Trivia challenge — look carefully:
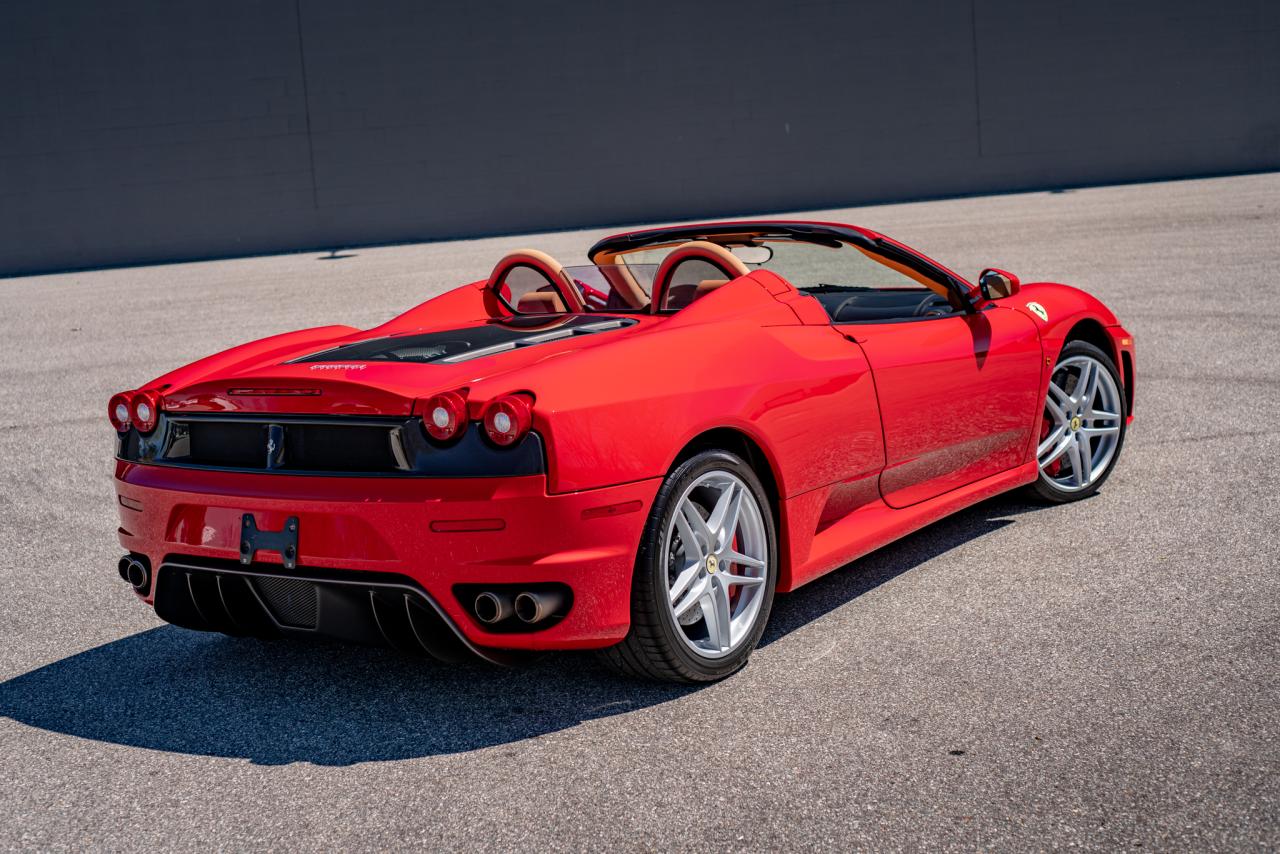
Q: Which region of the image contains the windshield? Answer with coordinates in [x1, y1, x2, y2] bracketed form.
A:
[612, 239, 930, 292]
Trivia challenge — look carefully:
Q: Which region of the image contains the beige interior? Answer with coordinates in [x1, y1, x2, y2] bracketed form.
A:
[516, 291, 567, 314]
[597, 258, 650, 310]
[487, 248, 584, 313]
[653, 240, 751, 311]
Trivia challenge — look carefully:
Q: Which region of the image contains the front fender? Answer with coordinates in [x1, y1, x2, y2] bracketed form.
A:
[1013, 282, 1135, 417]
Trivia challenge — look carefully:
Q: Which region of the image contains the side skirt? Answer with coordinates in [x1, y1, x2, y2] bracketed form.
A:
[782, 461, 1038, 591]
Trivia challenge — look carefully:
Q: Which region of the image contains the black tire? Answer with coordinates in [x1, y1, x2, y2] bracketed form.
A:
[1028, 339, 1128, 504]
[598, 449, 778, 683]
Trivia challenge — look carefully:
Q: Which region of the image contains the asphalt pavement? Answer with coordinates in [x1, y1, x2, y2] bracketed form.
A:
[1, 173, 1277, 851]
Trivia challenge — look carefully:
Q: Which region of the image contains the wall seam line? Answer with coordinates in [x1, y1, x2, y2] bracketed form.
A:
[295, 0, 320, 211]
[970, 0, 985, 158]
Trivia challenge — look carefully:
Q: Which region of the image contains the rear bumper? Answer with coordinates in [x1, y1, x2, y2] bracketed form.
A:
[151, 557, 520, 664]
[115, 461, 659, 651]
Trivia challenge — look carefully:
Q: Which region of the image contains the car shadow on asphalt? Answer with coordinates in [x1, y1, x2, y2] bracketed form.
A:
[0, 495, 1044, 766]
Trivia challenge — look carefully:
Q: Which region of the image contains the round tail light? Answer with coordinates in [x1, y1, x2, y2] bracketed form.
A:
[422, 391, 468, 442]
[482, 393, 533, 447]
[108, 392, 133, 432]
[130, 390, 160, 434]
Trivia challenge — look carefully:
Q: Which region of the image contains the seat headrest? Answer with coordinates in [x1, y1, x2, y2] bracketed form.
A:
[488, 248, 584, 313]
[653, 240, 751, 312]
[516, 291, 567, 314]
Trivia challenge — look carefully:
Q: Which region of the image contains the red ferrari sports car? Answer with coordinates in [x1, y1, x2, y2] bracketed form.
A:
[109, 220, 1134, 682]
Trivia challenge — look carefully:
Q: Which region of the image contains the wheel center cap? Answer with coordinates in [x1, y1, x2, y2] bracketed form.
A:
[706, 555, 719, 574]
[1070, 415, 1082, 432]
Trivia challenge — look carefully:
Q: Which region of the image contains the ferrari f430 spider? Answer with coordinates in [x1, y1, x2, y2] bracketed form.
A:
[110, 221, 1134, 682]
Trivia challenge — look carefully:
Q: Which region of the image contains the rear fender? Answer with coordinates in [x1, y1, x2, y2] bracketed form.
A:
[142, 325, 361, 393]
[367, 280, 497, 331]
[491, 321, 884, 498]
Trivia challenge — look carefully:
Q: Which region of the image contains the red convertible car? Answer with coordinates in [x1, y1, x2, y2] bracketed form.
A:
[109, 220, 1134, 682]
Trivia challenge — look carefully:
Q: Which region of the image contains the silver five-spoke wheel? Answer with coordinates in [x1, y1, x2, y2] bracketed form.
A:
[663, 471, 769, 659]
[1038, 353, 1123, 492]
[602, 448, 777, 682]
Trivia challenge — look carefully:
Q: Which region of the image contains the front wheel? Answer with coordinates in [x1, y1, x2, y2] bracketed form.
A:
[1030, 340, 1128, 503]
[599, 450, 778, 683]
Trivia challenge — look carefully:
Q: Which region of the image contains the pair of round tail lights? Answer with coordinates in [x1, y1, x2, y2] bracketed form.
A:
[108, 387, 533, 447]
[108, 390, 159, 434]
[423, 391, 532, 447]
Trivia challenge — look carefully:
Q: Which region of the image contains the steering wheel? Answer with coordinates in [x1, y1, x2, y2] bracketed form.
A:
[912, 293, 952, 317]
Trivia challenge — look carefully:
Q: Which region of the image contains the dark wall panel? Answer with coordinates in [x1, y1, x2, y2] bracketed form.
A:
[1, 0, 1277, 275]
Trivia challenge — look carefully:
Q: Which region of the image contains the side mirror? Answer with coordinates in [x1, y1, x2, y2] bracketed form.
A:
[979, 268, 1020, 300]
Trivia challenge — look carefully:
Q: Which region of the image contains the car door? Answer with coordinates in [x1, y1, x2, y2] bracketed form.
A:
[848, 306, 1043, 508]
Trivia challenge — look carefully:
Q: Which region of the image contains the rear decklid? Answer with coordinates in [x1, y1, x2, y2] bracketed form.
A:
[161, 315, 644, 416]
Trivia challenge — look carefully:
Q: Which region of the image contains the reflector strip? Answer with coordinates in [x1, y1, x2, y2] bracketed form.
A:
[429, 518, 506, 533]
[581, 499, 643, 520]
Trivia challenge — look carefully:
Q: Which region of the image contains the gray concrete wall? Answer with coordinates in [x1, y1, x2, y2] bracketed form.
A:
[2, 0, 1277, 276]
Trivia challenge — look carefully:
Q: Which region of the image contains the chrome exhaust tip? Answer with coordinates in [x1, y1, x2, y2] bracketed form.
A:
[514, 590, 565, 624]
[473, 591, 514, 624]
[121, 556, 150, 592]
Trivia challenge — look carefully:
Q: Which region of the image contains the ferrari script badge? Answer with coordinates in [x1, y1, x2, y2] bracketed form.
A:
[1026, 301, 1049, 322]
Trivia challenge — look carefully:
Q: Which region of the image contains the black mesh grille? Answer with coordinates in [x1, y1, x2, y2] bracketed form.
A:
[253, 576, 319, 628]
[283, 423, 397, 472]
[166, 418, 402, 473]
[186, 420, 266, 468]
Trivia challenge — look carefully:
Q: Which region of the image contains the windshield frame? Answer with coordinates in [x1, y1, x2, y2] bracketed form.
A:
[588, 221, 976, 311]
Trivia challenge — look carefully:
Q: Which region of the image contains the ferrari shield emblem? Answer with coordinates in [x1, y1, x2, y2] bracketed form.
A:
[1026, 301, 1049, 322]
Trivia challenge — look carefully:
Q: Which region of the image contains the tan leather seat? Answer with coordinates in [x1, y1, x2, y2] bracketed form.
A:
[652, 241, 750, 311]
[598, 259, 651, 310]
[487, 248, 584, 314]
[516, 291, 567, 314]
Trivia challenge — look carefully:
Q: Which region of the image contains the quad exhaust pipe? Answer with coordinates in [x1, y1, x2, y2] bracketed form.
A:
[471, 588, 568, 626]
[514, 590, 565, 625]
[117, 555, 151, 592]
[473, 591, 514, 624]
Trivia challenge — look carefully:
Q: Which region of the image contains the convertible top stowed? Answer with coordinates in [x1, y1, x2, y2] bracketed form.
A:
[106, 218, 1135, 683]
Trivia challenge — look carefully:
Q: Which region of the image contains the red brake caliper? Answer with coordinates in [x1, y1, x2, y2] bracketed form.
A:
[728, 532, 742, 607]
[1040, 412, 1062, 476]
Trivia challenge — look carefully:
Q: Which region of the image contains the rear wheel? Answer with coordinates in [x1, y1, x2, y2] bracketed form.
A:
[600, 450, 777, 683]
[1030, 340, 1127, 503]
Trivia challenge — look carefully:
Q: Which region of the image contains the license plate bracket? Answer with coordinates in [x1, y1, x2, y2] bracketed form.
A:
[239, 514, 300, 569]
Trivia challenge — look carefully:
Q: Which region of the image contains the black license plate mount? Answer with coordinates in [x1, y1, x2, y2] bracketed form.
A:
[239, 514, 300, 569]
